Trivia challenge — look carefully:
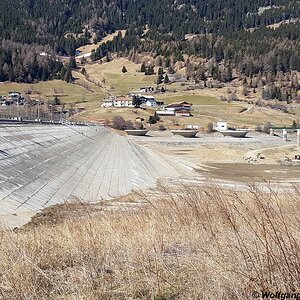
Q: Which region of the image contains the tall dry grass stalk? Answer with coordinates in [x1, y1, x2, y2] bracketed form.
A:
[0, 183, 300, 299]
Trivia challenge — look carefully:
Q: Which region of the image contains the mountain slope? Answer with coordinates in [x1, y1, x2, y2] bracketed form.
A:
[1, 0, 300, 49]
[1, 0, 300, 84]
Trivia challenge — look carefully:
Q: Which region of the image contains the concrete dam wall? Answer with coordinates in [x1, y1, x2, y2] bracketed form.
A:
[0, 124, 177, 227]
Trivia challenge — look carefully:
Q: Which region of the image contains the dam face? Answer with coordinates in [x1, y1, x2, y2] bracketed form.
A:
[0, 124, 175, 227]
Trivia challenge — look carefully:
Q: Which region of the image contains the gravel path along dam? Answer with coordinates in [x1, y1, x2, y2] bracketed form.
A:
[0, 124, 178, 228]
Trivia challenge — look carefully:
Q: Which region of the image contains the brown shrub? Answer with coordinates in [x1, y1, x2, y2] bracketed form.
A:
[112, 116, 126, 130]
[206, 122, 214, 133]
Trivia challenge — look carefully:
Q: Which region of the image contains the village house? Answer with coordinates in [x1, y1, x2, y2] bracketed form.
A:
[165, 101, 192, 111]
[113, 96, 134, 107]
[102, 96, 134, 108]
[139, 95, 158, 107]
[0, 92, 25, 106]
[8, 92, 21, 98]
[145, 99, 157, 107]
[156, 101, 193, 117]
[102, 98, 114, 108]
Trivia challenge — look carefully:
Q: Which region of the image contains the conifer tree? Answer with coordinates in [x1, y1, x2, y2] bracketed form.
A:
[164, 74, 169, 84]
[140, 62, 146, 73]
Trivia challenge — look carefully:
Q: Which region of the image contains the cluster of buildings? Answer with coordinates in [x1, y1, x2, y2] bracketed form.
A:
[102, 95, 163, 108]
[102, 87, 193, 117]
[102, 95, 193, 117]
[102, 86, 159, 108]
[0, 92, 25, 106]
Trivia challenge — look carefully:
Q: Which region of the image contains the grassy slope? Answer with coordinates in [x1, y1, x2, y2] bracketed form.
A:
[83, 58, 157, 96]
[0, 80, 103, 104]
[88, 60, 298, 127]
[77, 106, 155, 123]
[73, 59, 158, 122]
[1, 59, 298, 127]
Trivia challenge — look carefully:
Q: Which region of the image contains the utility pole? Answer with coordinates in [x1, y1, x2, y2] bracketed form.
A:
[25, 103, 28, 120]
[49, 104, 53, 122]
[9, 101, 12, 119]
[37, 100, 41, 122]
[17, 98, 19, 120]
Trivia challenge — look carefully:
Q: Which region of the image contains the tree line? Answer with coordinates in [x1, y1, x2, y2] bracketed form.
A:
[1, 0, 300, 84]
[1, 0, 300, 54]
[0, 41, 78, 83]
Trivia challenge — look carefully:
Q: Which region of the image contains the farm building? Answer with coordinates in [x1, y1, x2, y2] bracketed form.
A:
[156, 110, 176, 116]
[175, 109, 192, 117]
[165, 101, 192, 111]
[156, 101, 193, 116]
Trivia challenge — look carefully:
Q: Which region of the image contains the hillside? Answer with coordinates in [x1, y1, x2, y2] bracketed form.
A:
[1, 0, 300, 85]
[1, 0, 300, 47]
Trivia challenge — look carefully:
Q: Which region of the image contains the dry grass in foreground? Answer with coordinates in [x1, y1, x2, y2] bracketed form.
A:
[1, 183, 300, 299]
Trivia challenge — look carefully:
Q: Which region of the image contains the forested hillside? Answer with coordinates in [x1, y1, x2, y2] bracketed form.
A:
[1, 0, 300, 84]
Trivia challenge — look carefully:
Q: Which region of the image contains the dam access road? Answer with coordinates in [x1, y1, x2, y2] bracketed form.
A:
[0, 123, 178, 228]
